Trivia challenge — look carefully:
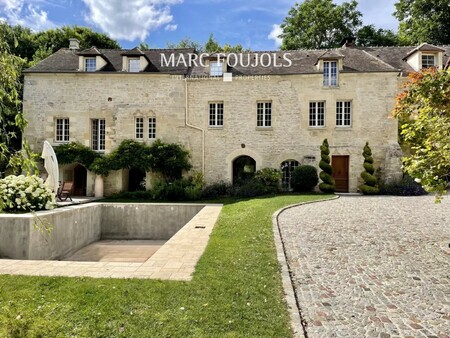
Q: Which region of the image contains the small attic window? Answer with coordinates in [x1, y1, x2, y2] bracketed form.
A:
[85, 57, 96, 72]
[210, 61, 223, 76]
[421, 54, 436, 69]
[128, 58, 140, 72]
[323, 60, 338, 86]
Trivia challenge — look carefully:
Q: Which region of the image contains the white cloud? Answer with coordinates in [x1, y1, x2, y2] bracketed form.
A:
[82, 0, 182, 41]
[0, 0, 55, 31]
[164, 23, 177, 31]
[268, 24, 282, 47]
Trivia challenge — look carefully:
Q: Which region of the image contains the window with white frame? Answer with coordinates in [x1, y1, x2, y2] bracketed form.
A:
[323, 61, 338, 86]
[309, 101, 325, 127]
[91, 119, 105, 151]
[128, 58, 140, 72]
[210, 61, 223, 76]
[209, 102, 224, 127]
[148, 117, 156, 139]
[257, 101, 272, 127]
[336, 101, 352, 127]
[85, 57, 96, 72]
[135, 117, 144, 139]
[421, 54, 436, 69]
[55, 118, 69, 142]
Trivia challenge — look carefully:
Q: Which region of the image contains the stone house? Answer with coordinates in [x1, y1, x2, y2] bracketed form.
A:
[22, 39, 450, 196]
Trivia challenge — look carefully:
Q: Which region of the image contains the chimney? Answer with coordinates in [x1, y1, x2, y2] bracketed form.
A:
[69, 38, 80, 50]
[341, 37, 356, 48]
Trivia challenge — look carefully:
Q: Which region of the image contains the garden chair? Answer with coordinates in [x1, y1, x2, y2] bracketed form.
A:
[57, 181, 73, 202]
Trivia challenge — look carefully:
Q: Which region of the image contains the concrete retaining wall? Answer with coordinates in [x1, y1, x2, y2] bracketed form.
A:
[0, 203, 204, 260]
[101, 203, 205, 240]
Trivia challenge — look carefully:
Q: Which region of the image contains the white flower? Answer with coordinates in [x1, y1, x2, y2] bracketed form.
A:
[414, 178, 421, 183]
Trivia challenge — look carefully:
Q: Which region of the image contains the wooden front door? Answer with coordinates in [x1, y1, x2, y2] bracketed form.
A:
[332, 156, 349, 193]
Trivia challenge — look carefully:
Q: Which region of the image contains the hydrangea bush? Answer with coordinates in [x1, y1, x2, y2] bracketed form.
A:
[0, 175, 56, 212]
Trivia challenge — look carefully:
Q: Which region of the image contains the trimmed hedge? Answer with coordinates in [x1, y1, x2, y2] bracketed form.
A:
[291, 165, 319, 192]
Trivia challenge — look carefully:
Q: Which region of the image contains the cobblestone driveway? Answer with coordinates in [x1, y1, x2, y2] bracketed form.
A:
[278, 196, 450, 338]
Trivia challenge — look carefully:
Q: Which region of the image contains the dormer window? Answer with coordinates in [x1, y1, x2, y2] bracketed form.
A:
[210, 61, 223, 76]
[85, 57, 96, 72]
[128, 58, 140, 72]
[323, 61, 338, 86]
[421, 54, 436, 69]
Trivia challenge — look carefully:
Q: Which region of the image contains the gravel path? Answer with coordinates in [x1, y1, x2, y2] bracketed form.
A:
[278, 196, 450, 338]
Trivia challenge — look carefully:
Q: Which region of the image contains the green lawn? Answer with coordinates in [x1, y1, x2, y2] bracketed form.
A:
[0, 194, 330, 338]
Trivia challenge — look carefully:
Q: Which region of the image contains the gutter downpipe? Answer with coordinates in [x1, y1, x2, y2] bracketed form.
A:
[184, 77, 205, 174]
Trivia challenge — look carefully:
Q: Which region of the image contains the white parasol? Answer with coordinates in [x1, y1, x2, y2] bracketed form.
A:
[41, 141, 59, 192]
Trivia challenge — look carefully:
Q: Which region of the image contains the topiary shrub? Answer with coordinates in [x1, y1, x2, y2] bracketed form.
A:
[291, 165, 319, 192]
[254, 168, 282, 188]
[359, 142, 379, 195]
[318, 139, 335, 193]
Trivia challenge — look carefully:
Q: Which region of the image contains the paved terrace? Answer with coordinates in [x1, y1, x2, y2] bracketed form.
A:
[279, 196, 450, 338]
[0, 205, 222, 281]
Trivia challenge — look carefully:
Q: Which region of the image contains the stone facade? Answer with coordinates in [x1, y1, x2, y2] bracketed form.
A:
[29, 44, 450, 195]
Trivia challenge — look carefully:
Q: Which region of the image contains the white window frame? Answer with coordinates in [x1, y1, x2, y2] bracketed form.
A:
[85, 57, 97, 72]
[323, 61, 338, 86]
[55, 118, 70, 143]
[128, 58, 141, 72]
[209, 102, 224, 127]
[257, 101, 272, 128]
[421, 54, 436, 69]
[210, 61, 223, 76]
[135, 117, 144, 139]
[148, 117, 156, 139]
[309, 101, 325, 127]
[91, 119, 105, 151]
[336, 101, 352, 127]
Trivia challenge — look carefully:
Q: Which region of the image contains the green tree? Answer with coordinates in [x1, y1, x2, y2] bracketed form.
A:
[280, 0, 362, 49]
[394, 0, 450, 45]
[393, 68, 450, 200]
[318, 139, 335, 193]
[33, 26, 120, 62]
[0, 23, 36, 176]
[356, 25, 399, 46]
[167, 34, 246, 53]
[359, 142, 379, 195]
[167, 37, 203, 51]
[148, 140, 192, 182]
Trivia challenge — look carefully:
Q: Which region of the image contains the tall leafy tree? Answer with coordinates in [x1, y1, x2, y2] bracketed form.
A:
[0, 23, 36, 176]
[280, 0, 362, 50]
[167, 34, 246, 53]
[393, 69, 450, 200]
[394, 0, 450, 45]
[32, 26, 120, 62]
[167, 37, 203, 51]
[356, 25, 399, 46]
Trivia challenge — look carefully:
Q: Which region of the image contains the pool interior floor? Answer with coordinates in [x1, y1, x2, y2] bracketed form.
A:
[63, 240, 166, 263]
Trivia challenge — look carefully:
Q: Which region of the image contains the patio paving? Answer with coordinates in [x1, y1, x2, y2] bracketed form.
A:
[278, 195, 450, 338]
[0, 205, 222, 281]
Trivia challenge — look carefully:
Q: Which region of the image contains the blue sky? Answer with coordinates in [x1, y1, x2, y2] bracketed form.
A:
[0, 0, 399, 50]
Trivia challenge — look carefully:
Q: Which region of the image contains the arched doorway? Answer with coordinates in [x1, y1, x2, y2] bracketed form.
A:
[280, 160, 300, 190]
[233, 156, 256, 185]
[73, 164, 87, 196]
[128, 168, 146, 192]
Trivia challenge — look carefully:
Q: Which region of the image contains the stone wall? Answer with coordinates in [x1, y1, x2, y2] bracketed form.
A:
[23, 71, 402, 193]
